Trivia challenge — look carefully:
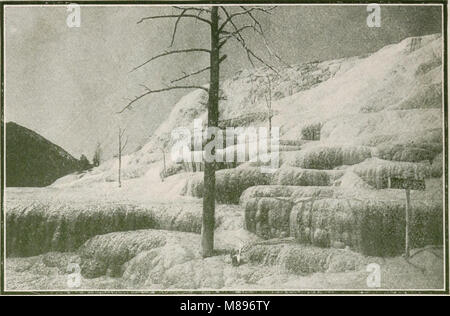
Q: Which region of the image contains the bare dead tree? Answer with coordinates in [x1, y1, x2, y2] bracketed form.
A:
[93, 142, 102, 167]
[120, 5, 283, 257]
[255, 74, 274, 133]
[265, 76, 273, 133]
[160, 147, 167, 182]
[118, 127, 128, 188]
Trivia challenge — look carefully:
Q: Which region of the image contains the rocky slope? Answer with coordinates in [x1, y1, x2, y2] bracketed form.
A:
[55, 33, 442, 186]
[48, 33, 444, 253]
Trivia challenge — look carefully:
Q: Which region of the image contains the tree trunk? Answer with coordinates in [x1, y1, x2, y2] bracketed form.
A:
[267, 77, 272, 134]
[202, 7, 219, 258]
[118, 129, 122, 188]
[268, 114, 272, 134]
[161, 148, 166, 182]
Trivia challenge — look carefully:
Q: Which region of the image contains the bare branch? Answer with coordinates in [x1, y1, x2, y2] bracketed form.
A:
[219, 24, 254, 43]
[254, 6, 277, 13]
[118, 85, 208, 113]
[242, 12, 265, 48]
[220, 25, 254, 35]
[119, 127, 126, 138]
[169, 9, 187, 47]
[228, 32, 279, 75]
[219, 8, 255, 32]
[218, 39, 227, 49]
[170, 55, 227, 83]
[220, 6, 288, 71]
[238, 6, 291, 68]
[121, 135, 129, 151]
[171, 66, 210, 83]
[137, 14, 211, 25]
[239, 6, 263, 33]
[130, 48, 210, 73]
[219, 24, 254, 49]
[219, 54, 228, 64]
[173, 6, 211, 14]
[218, 6, 275, 32]
[167, 7, 213, 47]
[247, 17, 289, 67]
[259, 32, 291, 68]
[219, 8, 247, 52]
[220, 7, 255, 66]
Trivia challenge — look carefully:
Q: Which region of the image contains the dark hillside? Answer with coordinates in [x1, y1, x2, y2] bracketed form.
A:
[6, 121, 81, 187]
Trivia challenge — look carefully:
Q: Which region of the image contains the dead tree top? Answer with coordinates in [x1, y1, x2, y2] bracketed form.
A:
[119, 6, 285, 113]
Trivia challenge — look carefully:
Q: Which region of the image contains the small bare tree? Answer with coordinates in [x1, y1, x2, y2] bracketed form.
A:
[254, 74, 274, 133]
[93, 142, 102, 167]
[264, 76, 273, 133]
[118, 127, 128, 188]
[120, 5, 283, 257]
[160, 147, 167, 181]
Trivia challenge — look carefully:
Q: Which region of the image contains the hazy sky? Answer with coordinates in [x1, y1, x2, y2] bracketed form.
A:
[4, 4, 442, 160]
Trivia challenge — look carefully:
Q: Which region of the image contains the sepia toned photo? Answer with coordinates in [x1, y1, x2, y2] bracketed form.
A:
[0, 1, 448, 295]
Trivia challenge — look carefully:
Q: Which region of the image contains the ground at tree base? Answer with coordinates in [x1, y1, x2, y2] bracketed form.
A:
[5, 245, 443, 291]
